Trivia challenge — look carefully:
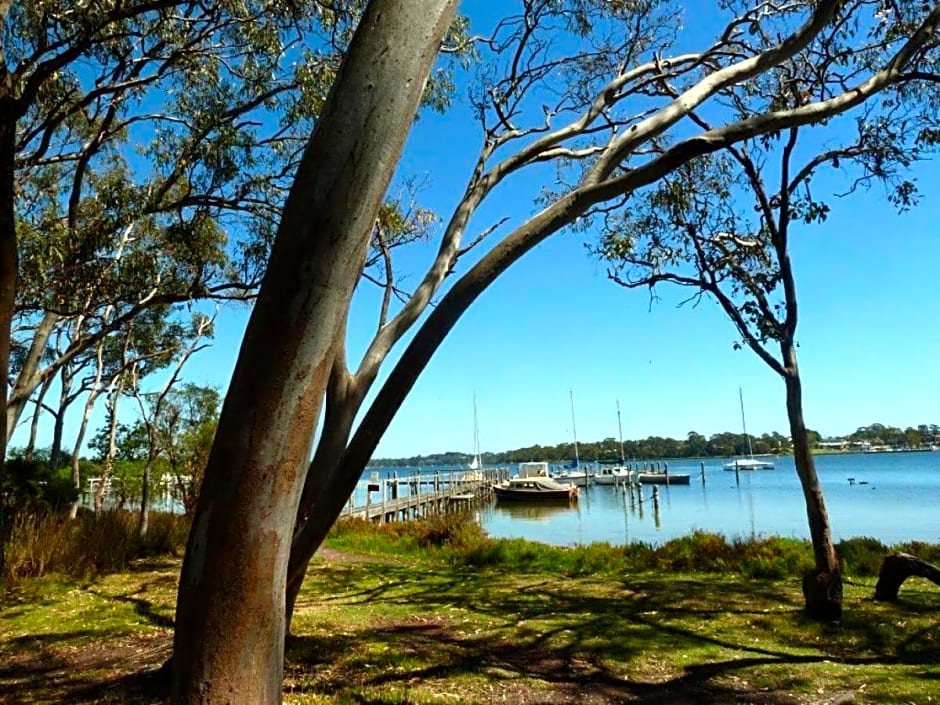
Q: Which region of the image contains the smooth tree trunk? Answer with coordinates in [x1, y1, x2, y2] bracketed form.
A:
[25, 376, 54, 461]
[6, 312, 59, 441]
[782, 343, 841, 620]
[0, 101, 19, 463]
[69, 403, 94, 518]
[138, 455, 153, 539]
[171, 2, 458, 702]
[95, 384, 125, 512]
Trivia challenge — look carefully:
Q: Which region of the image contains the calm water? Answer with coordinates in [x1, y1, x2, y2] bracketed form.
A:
[373, 452, 940, 547]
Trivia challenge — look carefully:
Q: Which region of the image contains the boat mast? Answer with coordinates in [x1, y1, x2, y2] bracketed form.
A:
[472, 392, 481, 466]
[616, 399, 625, 464]
[569, 389, 580, 467]
[739, 387, 755, 459]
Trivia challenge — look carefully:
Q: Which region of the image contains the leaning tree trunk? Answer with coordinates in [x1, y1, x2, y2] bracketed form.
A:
[171, 2, 458, 703]
[69, 387, 100, 518]
[783, 351, 842, 620]
[874, 553, 940, 601]
[138, 454, 154, 540]
[0, 109, 18, 465]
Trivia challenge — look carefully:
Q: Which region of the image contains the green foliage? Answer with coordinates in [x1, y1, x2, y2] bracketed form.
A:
[1, 510, 190, 585]
[329, 520, 940, 583]
[0, 458, 78, 532]
[836, 537, 889, 577]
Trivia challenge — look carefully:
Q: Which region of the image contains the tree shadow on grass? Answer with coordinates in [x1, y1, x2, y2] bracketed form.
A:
[286, 562, 940, 703]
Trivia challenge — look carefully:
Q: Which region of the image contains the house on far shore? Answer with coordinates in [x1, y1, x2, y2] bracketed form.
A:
[816, 440, 872, 452]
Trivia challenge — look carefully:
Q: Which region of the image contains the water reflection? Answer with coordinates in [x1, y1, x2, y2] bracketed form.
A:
[491, 499, 577, 522]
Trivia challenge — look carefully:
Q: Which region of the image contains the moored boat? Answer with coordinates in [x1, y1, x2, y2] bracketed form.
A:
[594, 465, 630, 485]
[723, 457, 774, 471]
[637, 471, 691, 485]
[494, 476, 579, 501]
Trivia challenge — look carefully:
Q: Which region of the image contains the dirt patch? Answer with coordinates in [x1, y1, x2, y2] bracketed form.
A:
[0, 631, 172, 704]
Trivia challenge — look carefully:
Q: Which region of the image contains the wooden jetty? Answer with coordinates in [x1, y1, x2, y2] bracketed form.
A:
[342, 468, 508, 524]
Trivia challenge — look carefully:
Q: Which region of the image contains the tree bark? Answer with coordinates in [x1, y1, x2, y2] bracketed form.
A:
[95, 380, 125, 512]
[171, 2, 458, 703]
[25, 376, 54, 461]
[0, 96, 19, 463]
[874, 553, 940, 601]
[783, 348, 841, 620]
[6, 312, 59, 441]
[138, 454, 153, 540]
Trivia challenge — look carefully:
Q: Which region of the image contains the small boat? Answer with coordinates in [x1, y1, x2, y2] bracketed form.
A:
[494, 476, 579, 501]
[724, 388, 774, 471]
[461, 393, 485, 481]
[596, 401, 630, 486]
[723, 457, 774, 471]
[553, 469, 592, 486]
[637, 471, 691, 485]
[594, 465, 630, 485]
[556, 389, 592, 486]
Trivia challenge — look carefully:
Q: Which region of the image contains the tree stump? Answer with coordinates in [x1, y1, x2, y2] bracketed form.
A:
[874, 553, 940, 601]
[802, 568, 843, 620]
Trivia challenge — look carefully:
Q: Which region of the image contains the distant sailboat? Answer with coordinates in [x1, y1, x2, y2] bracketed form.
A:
[595, 400, 630, 485]
[467, 393, 483, 476]
[555, 390, 591, 486]
[724, 388, 774, 470]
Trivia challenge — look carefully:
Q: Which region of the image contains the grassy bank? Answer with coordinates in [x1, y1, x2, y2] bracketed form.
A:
[1, 514, 939, 703]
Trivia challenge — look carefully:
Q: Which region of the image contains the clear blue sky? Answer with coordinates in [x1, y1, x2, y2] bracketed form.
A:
[17, 1, 940, 459]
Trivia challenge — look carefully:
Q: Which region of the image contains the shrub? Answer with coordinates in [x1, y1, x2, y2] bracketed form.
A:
[837, 536, 888, 577]
[657, 532, 731, 572]
[1, 509, 190, 584]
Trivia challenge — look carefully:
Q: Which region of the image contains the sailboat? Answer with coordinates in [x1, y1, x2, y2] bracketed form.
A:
[464, 393, 485, 480]
[595, 400, 630, 485]
[724, 388, 774, 470]
[554, 390, 592, 486]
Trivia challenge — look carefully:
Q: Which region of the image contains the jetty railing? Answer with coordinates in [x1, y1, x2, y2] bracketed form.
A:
[342, 468, 509, 524]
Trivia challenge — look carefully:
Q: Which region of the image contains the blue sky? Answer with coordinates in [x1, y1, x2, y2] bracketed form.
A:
[15, 1, 940, 460]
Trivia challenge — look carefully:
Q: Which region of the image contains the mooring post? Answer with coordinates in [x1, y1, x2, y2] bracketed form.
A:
[700, 461, 706, 484]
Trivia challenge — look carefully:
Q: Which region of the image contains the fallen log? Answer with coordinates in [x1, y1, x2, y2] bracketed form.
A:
[874, 553, 940, 601]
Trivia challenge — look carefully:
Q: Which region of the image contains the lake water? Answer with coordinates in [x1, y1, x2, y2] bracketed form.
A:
[481, 452, 940, 546]
[372, 452, 940, 547]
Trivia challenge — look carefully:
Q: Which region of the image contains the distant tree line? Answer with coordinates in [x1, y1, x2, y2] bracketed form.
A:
[371, 428, 799, 466]
[841, 423, 940, 449]
[372, 422, 939, 467]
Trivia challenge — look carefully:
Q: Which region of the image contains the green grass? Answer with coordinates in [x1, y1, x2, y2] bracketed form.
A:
[2, 515, 939, 703]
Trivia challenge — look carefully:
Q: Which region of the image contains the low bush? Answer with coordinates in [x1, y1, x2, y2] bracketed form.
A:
[837, 536, 888, 577]
[1, 509, 190, 584]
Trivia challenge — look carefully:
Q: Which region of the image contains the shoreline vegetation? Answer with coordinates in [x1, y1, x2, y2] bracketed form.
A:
[370, 421, 940, 467]
[2, 511, 939, 703]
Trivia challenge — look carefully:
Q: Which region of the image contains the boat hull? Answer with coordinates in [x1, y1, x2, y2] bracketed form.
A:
[723, 459, 774, 470]
[636, 472, 691, 485]
[494, 486, 578, 501]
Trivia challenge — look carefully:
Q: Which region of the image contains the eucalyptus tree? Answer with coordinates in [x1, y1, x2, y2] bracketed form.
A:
[90, 305, 202, 512]
[129, 313, 213, 538]
[156, 382, 220, 515]
[592, 6, 940, 619]
[170, 1, 461, 701]
[0, 0, 407, 463]
[280, 0, 940, 626]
